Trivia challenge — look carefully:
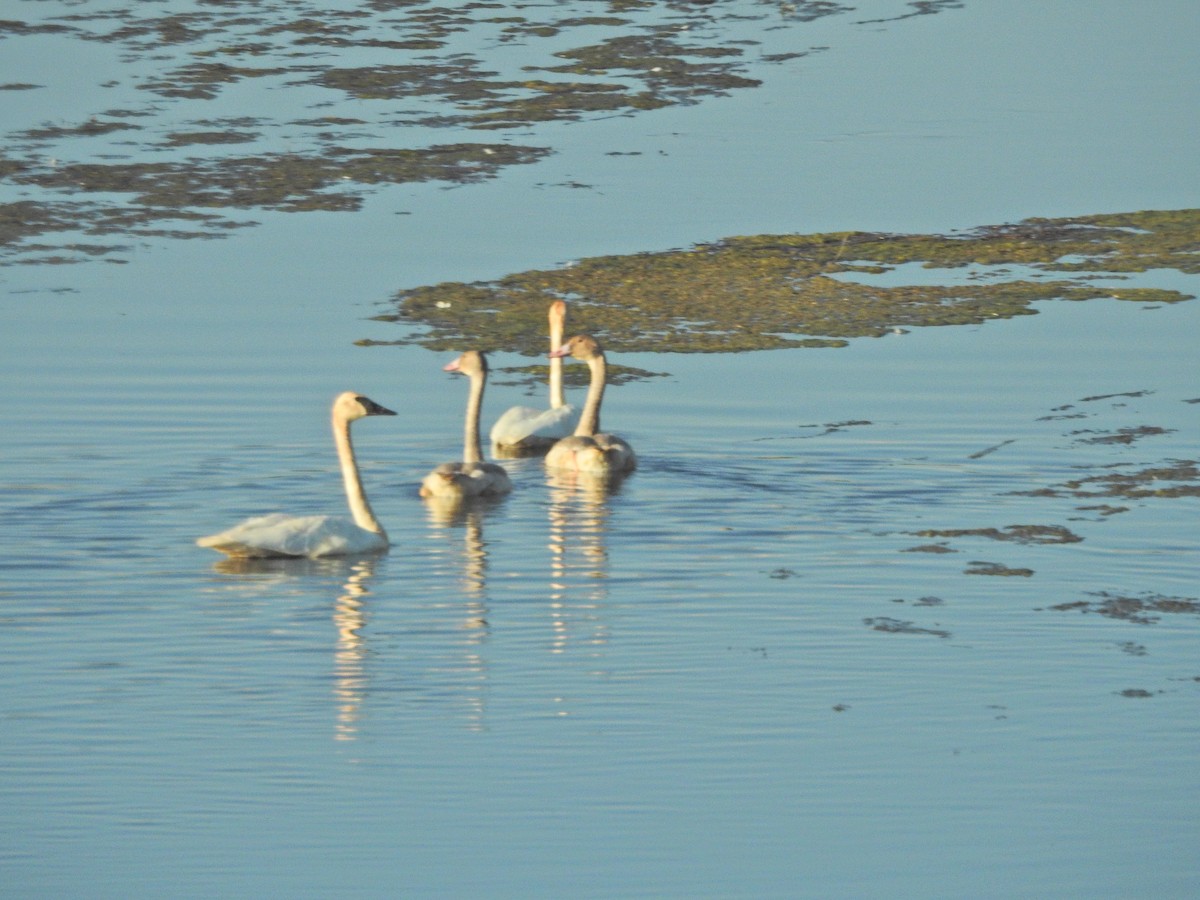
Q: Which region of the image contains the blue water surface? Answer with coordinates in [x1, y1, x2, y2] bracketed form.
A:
[1, 1, 1198, 897]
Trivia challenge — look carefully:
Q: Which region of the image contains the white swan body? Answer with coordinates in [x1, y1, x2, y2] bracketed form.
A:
[199, 513, 384, 559]
[544, 335, 637, 475]
[489, 403, 578, 452]
[489, 300, 580, 452]
[198, 392, 396, 558]
[421, 351, 513, 499]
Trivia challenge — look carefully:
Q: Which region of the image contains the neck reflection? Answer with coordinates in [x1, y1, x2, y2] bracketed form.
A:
[423, 495, 496, 730]
[332, 557, 376, 742]
[211, 555, 382, 744]
[546, 469, 626, 657]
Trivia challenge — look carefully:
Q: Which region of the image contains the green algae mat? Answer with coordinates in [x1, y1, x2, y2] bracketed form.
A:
[369, 208, 1199, 356]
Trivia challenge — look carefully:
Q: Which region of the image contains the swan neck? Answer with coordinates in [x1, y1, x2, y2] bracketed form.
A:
[333, 413, 386, 536]
[463, 368, 485, 464]
[549, 312, 565, 409]
[575, 352, 605, 436]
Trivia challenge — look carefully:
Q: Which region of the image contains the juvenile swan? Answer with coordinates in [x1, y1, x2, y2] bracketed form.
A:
[421, 351, 514, 499]
[544, 334, 636, 475]
[489, 300, 581, 453]
[197, 391, 396, 558]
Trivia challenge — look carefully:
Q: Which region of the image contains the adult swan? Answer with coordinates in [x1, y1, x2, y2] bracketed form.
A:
[197, 391, 396, 558]
[489, 300, 580, 454]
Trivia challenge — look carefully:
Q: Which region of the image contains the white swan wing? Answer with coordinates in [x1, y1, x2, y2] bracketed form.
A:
[489, 404, 539, 445]
[197, 513, 385, 558]
[490, 403, 580, 447]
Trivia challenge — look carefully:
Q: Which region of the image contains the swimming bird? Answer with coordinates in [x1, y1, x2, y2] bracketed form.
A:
[420, 350, 514, 499]
[489, 300, 581, 454]
[197, 392, 396, 558]
[544, 334, 636, 475]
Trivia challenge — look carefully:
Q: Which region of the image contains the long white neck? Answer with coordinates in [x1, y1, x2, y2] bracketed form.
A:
[574, 352, 605, 436]
[333, 413, 386, 536]
[549, 311, 566, 409]
[463, 368, 485, 464]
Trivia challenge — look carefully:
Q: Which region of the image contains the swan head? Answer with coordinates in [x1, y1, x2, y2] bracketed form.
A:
[334, 391, 397, 421]
[444, 350, 488, 377]
[549, 334, 602, 361]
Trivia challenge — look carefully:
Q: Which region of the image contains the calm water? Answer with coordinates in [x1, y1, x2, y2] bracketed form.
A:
[3, 1, 1199, 897]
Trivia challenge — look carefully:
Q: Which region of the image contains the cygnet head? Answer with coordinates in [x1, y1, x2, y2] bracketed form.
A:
[444, 349, 488, 377]
[549, 334, 602, 361]
[549, 299, 567, 325]
[334, 391, 397, 421]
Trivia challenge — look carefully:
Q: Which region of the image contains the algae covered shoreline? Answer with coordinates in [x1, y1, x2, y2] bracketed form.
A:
[369, 208, 1200, 357]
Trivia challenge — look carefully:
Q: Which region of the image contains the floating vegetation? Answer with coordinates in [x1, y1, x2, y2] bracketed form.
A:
[801, 420, 874, 437]
[858, 0, 966, 25]
[968, 439, 1016, 459]
[138, 62, 290, 101]
[863, 617, 950, 638]
[0, 198, 240, 263]
[1046, 591, 1200, 625]
[18, 119, 141, 140]
[1079, 390, 1153, 403]
[964, 561, 1034, 577]
[1073, 504, 1129, 518]
[162, 130, 260, 147]
[751, 420, 875, 443]
[2, 143, 549, 260]
[1118, 641, 1148, 657]
[484, 361, 667, 390]
[912, 596, 944, 606]
[914, 524, 1082, 545]
[2, 0, 875, 261]
[531, 30, 765, 113]
[889, 595, 945, 606]
[1072, 426, 1173, 446]
[1022, 459, 1200, 501]
[15, 144, 548, 211]
[308, 27, 763, 130]
[375, 209, 1200, 356]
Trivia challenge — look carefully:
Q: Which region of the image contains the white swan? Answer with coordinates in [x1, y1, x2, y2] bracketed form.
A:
[544, 334, 637, 475]
[197, 392, 396, 558]
[420, 350, 514, 499]
[489, 300, 581, 453]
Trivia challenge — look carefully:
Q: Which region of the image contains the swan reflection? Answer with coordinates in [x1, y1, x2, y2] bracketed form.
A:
[545, 469, 626, 657]
[332, 558, 375, 741]
[422, 495, 497, 621]
[423, 494, 497, 729]
[210, 554, 380, 742]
